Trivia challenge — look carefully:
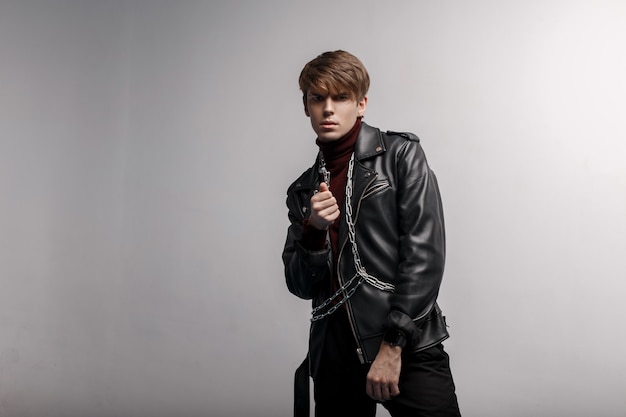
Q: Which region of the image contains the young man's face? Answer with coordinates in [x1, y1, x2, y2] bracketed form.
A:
[304, 89, 367, 142]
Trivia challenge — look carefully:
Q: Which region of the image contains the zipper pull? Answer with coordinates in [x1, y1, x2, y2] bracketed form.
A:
[356, 348, 366, 364]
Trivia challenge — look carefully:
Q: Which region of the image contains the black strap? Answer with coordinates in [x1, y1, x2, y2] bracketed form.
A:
[294, 356, 310, 417]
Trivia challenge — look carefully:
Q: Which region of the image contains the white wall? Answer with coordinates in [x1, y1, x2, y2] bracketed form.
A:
[1, 1, 625, 416]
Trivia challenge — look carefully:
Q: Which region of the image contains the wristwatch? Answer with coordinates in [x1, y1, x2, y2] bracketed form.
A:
[383, 329, 407, 349]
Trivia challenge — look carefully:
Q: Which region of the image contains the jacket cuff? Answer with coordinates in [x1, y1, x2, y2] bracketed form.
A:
[294, 240, 329, 268]
[385, 310, 422, 348]
[300, 219, 327, 250]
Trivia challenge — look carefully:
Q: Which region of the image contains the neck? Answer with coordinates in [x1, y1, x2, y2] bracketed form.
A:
[317, 118, 361, 161]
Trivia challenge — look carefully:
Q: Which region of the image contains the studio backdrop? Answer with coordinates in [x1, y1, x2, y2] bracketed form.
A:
[1, 1, 625, 416]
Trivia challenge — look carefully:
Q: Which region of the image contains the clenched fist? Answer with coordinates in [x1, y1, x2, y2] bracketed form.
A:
[307, 182, 340, 230]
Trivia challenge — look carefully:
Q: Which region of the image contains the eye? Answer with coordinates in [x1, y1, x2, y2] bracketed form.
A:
[309, 95, 323, 102]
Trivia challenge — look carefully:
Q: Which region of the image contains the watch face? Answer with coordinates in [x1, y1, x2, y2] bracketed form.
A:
[384, 330, 405, 346]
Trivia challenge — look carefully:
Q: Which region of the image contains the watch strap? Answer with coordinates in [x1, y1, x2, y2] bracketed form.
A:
[383, 329, 407, 348]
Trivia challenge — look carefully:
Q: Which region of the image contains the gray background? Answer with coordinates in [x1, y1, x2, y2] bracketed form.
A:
[1, 1, 625, 416]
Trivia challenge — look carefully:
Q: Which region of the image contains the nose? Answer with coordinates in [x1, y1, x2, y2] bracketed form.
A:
[323, 97, 334, 116]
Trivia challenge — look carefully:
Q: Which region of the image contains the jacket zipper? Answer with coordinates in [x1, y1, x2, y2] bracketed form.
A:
[338, 171, 377, 365]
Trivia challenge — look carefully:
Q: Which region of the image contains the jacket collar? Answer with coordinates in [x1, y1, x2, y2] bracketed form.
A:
[290, 122, 385, 193]
[354, 122, 386, 161]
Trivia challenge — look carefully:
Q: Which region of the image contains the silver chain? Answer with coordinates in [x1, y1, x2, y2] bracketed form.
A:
[318, 156, 330, 187]
[311, 153, 395, 322]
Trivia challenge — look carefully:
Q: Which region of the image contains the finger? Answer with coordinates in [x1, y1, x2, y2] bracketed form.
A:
[311, 197, 338, 212]
[319, 182, 329, 192]
[377, 385, 386, 401]
[366, 381, 381, 401]
[367, 380, 384, 401]
[311, 190, 335, 204]
[381, 385, 391, 401]
[389, 382, 400, 397]
[312, 205, 338, 221]
[318, 202, 339, 214]
[317, 209, 339, 225]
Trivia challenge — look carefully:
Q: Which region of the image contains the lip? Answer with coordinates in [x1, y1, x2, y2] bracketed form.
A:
[320, 121, 338, 128]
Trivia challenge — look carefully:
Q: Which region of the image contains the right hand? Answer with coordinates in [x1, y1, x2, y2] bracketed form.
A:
[366, 342, 402, 402]
[307, 182, 340, 230]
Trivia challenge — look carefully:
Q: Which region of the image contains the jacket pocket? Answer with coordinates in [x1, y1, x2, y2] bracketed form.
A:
[363, 179, 391, 199]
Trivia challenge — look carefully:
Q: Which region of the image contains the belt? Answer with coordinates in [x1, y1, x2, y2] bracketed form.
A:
[294, 355, 310, 417]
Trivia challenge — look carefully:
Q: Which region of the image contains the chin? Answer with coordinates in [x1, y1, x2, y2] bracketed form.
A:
[317, 130, 344, 141]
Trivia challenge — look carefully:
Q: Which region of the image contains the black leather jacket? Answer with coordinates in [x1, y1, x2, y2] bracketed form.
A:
[283, 122, 450, 374]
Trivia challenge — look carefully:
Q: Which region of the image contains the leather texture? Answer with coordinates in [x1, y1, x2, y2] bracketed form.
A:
[283, 122, 450, 373]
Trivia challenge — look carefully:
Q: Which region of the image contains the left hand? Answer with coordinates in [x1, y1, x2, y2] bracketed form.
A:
[366, 342, 402, 402]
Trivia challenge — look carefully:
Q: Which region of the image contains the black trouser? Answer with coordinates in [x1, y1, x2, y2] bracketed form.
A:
[313, 310, 461, 417]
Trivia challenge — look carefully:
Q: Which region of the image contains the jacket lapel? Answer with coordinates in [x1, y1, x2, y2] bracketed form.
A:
[338, 123, 385, 253]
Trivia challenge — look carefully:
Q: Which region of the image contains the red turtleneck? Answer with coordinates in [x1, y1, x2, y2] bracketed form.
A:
[301, 118, 362, 293]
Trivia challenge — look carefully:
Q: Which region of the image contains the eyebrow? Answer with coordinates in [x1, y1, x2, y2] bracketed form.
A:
[308, 91, 351, 98]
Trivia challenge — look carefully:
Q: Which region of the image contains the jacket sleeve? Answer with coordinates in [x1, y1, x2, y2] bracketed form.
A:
[282, 194, 330, 300]
[386, 139, 446, 347]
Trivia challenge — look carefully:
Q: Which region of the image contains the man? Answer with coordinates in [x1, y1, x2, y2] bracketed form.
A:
[283, 50, 461, 417]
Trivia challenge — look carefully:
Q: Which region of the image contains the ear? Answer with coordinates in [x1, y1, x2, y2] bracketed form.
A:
[357, 96, 368, 117]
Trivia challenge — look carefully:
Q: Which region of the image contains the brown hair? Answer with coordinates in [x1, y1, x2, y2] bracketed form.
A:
[298, 50, 370, 101]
